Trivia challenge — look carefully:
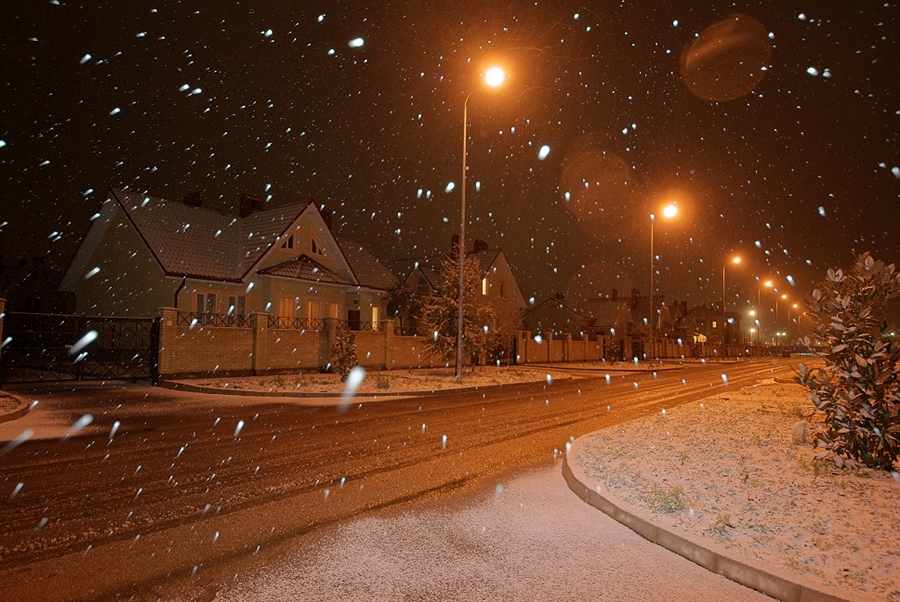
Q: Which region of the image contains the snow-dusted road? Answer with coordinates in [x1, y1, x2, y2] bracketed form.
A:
[0, 359, 797, 600]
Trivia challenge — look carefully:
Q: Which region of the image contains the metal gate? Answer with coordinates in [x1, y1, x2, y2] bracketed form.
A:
[0, 312, 159, 385]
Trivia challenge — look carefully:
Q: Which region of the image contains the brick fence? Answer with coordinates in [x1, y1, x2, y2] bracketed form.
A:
[156, 308, 448, 378]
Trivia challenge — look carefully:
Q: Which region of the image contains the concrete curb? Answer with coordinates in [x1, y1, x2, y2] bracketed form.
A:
[563, 438, 873, 602]
[0, 392, 32, 424]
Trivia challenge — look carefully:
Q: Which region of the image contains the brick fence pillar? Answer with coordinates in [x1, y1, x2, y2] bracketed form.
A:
[563, 333, 572, 363]
[322, 318, 339, 371]
[251, 312, 269, 375]
[516, 330, 529, 365]
[381, 320, 394, 369]
[156, 307, 179, 377]
[542, 332, 553, 363]
[0, 297, 6, 369]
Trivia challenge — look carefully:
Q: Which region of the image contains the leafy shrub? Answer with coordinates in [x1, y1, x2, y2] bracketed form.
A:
[331, 327, 357, 383]
[796, 253, 900, 471]
[709, 513, 733, 534]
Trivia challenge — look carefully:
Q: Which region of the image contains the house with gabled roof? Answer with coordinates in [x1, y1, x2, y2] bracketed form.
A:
[581, 297, 635, 337]
[60, 188, 397, 329]
[391, 238, 526, 307]
[523, 296, 590, 338]
[387, 238, 527, 335]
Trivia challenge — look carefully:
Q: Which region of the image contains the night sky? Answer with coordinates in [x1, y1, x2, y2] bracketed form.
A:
[1, 1, 898, 315]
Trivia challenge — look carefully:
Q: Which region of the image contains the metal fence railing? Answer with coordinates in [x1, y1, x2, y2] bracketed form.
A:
[267, 316, 326, 330]
[0, 312, 159, 385]
[176, 312, 250, 328]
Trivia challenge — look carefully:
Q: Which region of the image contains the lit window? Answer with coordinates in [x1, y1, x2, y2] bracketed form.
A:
[482, 278, 488, 296]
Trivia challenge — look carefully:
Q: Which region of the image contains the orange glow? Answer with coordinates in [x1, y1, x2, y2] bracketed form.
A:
[484, 66, 506, 87]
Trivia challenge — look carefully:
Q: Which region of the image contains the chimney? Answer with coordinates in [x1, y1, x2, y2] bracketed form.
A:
[473, 239, 489, 252]
[611, 288, 618, 301]
[182, 191, 202, 207]
[240, 193, 263, 218]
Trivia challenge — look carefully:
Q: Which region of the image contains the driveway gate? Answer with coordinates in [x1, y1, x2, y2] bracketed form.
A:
[0, 312, 159, 385]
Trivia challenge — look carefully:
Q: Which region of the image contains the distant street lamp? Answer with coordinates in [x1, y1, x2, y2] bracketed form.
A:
[649, 203, 678, 328]
[721, 256, 740, 351]
[457, 66, 506, 383]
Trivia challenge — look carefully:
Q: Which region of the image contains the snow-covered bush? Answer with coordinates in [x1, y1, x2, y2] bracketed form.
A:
[331, 326, 357, 383]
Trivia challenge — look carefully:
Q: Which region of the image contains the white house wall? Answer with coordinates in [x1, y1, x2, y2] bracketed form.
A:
[74, 210, 174, 316]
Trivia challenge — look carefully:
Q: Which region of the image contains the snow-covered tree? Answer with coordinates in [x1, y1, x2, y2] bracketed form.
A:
[420, 253, 496, 367]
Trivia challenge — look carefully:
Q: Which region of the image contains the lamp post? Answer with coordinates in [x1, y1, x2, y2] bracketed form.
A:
[721, 256, 740, 353]
[649, 203, 677, 328]
[457, 66, 505, 383]
[758, 280, 772, 350]
[788, 302, 798, 344]
[775, 293, 787, 345]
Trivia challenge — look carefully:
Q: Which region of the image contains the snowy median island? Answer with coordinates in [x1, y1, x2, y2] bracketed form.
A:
[187, 365, 573, 396]
[574, 380, 900, 600]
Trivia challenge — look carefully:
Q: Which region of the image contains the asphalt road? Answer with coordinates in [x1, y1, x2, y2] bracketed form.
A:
[0, 358, 800, 601]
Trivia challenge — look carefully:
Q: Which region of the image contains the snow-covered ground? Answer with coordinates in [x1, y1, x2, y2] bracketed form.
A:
[213, 463, 771, 602]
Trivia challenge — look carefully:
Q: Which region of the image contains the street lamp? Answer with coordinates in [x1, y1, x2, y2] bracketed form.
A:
[649, 203, 677, 328]
[721, 256, 740, 352]
[749, 310, 758, 352]
[457, 66, 506, 383]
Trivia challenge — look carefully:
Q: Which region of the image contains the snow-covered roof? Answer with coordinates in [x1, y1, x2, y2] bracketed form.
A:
[62, 187, 394, 290]
[338, 239, 398, 291]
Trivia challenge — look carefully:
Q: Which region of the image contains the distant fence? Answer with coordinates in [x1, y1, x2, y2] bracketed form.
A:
[0, 298, 765, 385]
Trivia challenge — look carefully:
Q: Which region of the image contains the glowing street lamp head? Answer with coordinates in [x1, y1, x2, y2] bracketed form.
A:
[764, 280, 773, 288]
[662, 204, 678, 219]
[732, 256, 741, 265]
[485, 66, 506, 87]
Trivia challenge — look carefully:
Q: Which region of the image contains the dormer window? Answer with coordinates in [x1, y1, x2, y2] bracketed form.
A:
[312, 239, 325, 256]
[281, 234, 295, 250]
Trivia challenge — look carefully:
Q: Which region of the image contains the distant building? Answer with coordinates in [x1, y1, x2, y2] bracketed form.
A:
[686, 303, 743, 344]
[523, 295, 590, 338]
[389, 238, 527, 332]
